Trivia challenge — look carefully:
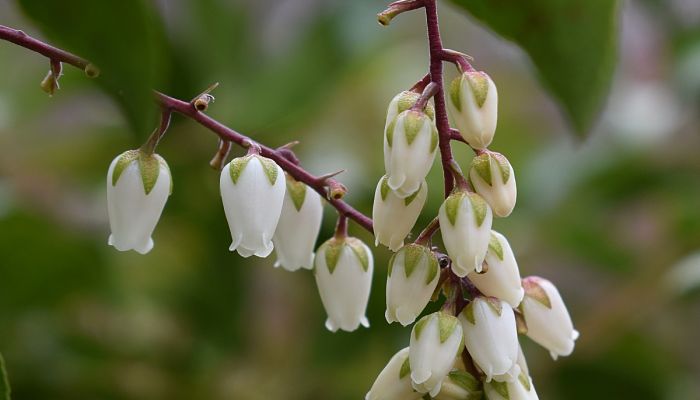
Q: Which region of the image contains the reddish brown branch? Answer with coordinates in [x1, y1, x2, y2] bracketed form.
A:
[0, 24, 373, 234]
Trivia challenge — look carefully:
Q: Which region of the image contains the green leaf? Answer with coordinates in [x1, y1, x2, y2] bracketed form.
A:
[399, 357, 411, 380]
[449, 0, 620, 135]
[286, 176, 307, 211]
[137, 151, 161, 195]
[18, 0, 168, 135]
[0, 353, 10, 400]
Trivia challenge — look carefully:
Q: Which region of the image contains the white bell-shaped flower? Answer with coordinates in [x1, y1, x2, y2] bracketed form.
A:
[521, 277, 579, 360]
[448, 71, 498, 149]
[107, 149, 172, 254]
[459, 297, 519, 382]
[272, 175, 323, 271]
[468, 231, 524, 308]
[365, 347, 424, 400]
[373, 176, 427, 251]
[409, 311, 463, 397]
[469, 151, 516, 217]
[433, 370, 483, 400]
[385, 244, 440, 326]
[314, 236, 373, 332]
[383, 91, 435, 171]
[384, 109, 438, 198]
[220, 154, 285, 258]
[438, 191, 493, 276]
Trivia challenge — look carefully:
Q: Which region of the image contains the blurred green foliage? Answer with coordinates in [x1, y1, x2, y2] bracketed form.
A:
[1, 0, 699, 399]
[450, 0, 620, 135]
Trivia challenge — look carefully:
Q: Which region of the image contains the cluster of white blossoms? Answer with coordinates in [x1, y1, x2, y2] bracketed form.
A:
[367, 71, 579, 400]
[106, 147, 378, 332]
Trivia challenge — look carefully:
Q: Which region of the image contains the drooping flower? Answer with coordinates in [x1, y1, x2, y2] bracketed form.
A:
[384, 109, 439, 198]
[383, 91, 435, 173]
[220, 154, 285, 257]
[469, 151, 516, 217]
[448, 71, 498, 149]
[409, 311, 463, 397]
[459, 297, 519, 382]
[373, 176, 427, 251]
[365, 347, 423, 400]
[438, 191, 493, 276]
[385, 244, 440, 326]
[314, 236, 373, 332]
[433, 370, 483, 400]
[107, 149, 172, 254]
[272, 174, 323, 271]
[468, 231, 524, 308]
[520, 277, 579, 360]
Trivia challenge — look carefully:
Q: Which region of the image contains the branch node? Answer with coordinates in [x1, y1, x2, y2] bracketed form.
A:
[377, 0, 424, 26]
[191, 82, 220, 111]
[327, 180, 347, 200]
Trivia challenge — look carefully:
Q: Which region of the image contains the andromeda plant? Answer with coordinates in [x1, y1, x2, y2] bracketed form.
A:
[0, 0, 581, 397]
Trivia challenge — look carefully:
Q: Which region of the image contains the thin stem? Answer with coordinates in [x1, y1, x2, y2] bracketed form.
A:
[209, 139, 232, 170]
[377, 0, 425, 26]
[140, 108, 172, 155]
[0, 25, 89, 70]
[335, 214, 348, 239]
[411, 82, 439, 112]
[441, 48, 475, 73]
[0, 25, 374, 234]
[448, 159, 471, 191]
[414, 217, 440, 245]
[424, 0, 455, 197]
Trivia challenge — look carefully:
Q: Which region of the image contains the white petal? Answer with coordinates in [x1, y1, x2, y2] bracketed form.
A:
[220, 156, 286, 258]
[273, 184, 323, 271]
[468, 231, 524, 308]
[373, 178, 427, 252]
[106, 152, 171, 254]
[314, 239, 373, 332]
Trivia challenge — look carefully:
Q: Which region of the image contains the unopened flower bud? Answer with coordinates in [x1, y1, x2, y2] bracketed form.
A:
[107, 149, 172, 254]
[469, 152, 516, 217]
[521, 277, 579, 360]
[373, 176, 427, 251]
[484, 375, 539, 400]
[385, 244, 440, 326]
[314, 236, 373, 332]
[468, 231, 524, 308]
[220, 155, 285, 257]
[365, 347, 423, 400]
[459, 297, 519, 382]
[272, 175, 323, 271]
[448, 71, 498, 149]
[384, 110, 439, 197]
[409, 311, 464, 397]
[434, 370, 483, 400]
[438, 191, 493, 276]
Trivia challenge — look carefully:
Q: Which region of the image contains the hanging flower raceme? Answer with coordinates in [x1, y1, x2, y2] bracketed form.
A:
[468, 231, 524, 308]
[373, 176, 427, 252]
[484, 376, 539, 400]
[272, 174, 323, 271]
[520, 277, 579, 360]
[220, 154, 285, 258]
[448, 70, 498, 149]
[469, 151, 517, 218]
[384, 109, 439, 198]
[314, 236, 373, 332]
[385, 244, 440, 326]
[383, 91, 435, 172]
[409, 311, 463, 397]
[365, 347, 423, 400]
[433, 370, 484, 400]
[439, 191, 493, 276]
[107, 149, 172, 254]
[459, 297, 519, 382]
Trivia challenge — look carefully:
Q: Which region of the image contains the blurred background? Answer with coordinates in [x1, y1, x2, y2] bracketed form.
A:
[1, 0, 700, 399]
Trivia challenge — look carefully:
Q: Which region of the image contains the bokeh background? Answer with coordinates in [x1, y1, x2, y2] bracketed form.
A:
[1, 0, 700, 399]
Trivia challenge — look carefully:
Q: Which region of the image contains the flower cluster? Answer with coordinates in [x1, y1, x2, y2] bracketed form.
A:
[367, 65, 578, 399]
